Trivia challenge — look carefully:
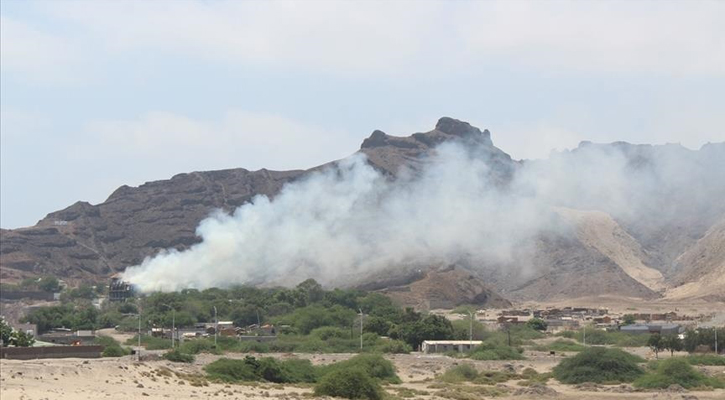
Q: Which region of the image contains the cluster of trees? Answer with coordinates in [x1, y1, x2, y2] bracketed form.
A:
[681, 327, 724, 354]
[0, 319, 35, 347]
[23, 278, 458, 350]
[647, 333, 683, 358]
[648, 328, 725, 358]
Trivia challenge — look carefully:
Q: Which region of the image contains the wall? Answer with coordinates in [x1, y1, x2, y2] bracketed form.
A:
[0, 345, 103, 360]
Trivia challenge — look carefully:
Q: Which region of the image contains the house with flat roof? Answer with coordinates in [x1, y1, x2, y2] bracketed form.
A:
[620, 323, 681, 335]
[421, 340, 482, 354]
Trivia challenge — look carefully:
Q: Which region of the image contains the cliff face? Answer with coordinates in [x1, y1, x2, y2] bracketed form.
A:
[1, 117, 723, 302]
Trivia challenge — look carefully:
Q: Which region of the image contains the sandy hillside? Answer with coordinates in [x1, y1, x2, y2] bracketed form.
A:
[555, 208, 666, 292]
[666, 218, 725, 301]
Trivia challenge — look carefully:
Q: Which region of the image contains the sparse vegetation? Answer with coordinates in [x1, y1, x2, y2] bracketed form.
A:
[634, 357, 725, 389]
[532, 339, 586, 352]
[556, 327, 650, 347]
[685, 354, 725, 366]
[553, 347, 644, 384]
[95, 336, 131, 357]
[163, 349, 195, 363]
[204, 353, 397, 399]
[469, 343, 525, 360]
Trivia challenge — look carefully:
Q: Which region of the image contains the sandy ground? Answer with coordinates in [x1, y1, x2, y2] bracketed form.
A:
[2, 350, 724, 400]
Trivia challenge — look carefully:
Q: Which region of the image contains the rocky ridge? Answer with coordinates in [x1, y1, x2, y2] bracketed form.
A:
[1, 117, 723, 304]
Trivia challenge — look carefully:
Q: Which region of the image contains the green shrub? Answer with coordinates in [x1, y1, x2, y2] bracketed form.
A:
[469, 343, 525, 360]
[374, 340, 412, 354]
[178, 339, 222, 355]
[314, 367, 383, 400]
[205, 357, 261, 382]
[553, 347, 644, 384]
[204, 356, 318, 384]
[556, 330, 576, 339]
[96, 336, 130, 357]
[685, 354, 725, 366]
[125, 334, 172, 350]
[634, 358, 725, 389]
[311, 326, 350, 340]
[533, 339, 586, 352]
[102, 345, 127, 357]
[319, 354, 400, 384]
[163, 349, 195, 363]
[560, 329, 649, 347]
[277, 358, 318, 383]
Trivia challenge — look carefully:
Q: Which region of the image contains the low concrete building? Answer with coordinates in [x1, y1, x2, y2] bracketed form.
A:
[620, 324, 682, 335]
[421, 340, 482, 354]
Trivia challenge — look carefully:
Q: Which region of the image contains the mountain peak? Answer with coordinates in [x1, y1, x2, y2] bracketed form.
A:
[435, 117, 480, 136]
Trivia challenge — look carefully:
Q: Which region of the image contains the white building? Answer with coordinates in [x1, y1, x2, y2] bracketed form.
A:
[421, 340, 483, 354]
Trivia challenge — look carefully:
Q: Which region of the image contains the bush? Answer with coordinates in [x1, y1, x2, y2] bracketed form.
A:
[205, 357, 261, 382]
[126, 334, 172, 350]
[102, 345, 127, 357]
[204, 356, 318, 384]
[374, 339, 411, 354]
[469, 343, 525, 360]
[178, 339, 222, 355]
[634, 358, 724, 389]
[319, 354, 400, 384]
[553, 347, 644, 384]
[96, 336, 130, 357]
[533, 339, 586, 352]
[277, 358, 318, 383]
[164, 349, 195, 363]
[685, 354, 725, 366]
[311, 326, 349, 340]
[314, 367, 383, 400]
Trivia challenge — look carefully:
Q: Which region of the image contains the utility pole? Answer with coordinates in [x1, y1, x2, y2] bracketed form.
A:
[137, 313, 141, 361]
[161, 304, 175, 349]
[358, 309, 364, 351]
[716, 328, 718, 355]
[468, 310, 474, 348]
[172, 309, 175, 349]
[583, 325, 587, 346]
[213, 306, 218, 347]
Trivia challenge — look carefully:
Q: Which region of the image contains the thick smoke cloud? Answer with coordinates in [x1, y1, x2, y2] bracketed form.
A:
[122, 137, 725, 293]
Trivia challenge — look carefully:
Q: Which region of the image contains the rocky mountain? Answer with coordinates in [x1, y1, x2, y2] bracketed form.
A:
[1, 117, 723, 304]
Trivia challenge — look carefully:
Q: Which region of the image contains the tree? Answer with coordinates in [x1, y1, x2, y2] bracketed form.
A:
[526, 318, 548, 331]
[11, 330, 36, 347]
[662, 334, 683, 356]
[38, 276, 60, 292]
[0, 319, 12, 346]
[398, 314, 454, 349]
[648, 334, 665, 359]
[622, 314, 636, 326]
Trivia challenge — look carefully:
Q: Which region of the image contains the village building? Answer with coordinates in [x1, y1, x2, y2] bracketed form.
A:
[620, 323, 682, 335]
[421, 340, 482, 354]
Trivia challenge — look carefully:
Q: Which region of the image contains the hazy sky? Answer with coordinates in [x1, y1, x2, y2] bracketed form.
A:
[1, 0, 724, 229]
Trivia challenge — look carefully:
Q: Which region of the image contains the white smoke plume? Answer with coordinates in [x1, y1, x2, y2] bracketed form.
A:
[122, 136, 725, 293]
